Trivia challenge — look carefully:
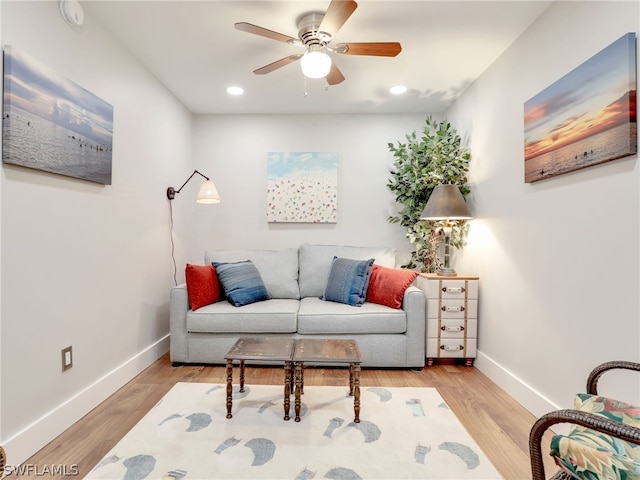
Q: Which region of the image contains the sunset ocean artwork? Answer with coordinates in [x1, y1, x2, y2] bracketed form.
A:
[267, 152, 338, 223]
[524, 33, 637, 183]
[2, 46, 114, 185]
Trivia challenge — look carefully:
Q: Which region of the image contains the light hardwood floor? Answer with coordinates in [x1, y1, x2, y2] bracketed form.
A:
[23, 354, 557, 479]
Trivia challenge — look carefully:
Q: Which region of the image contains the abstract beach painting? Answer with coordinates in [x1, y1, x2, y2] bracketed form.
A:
[524, 33, 637, 183]
[2, 46, 114, 185]
[267, 152, 338, 223]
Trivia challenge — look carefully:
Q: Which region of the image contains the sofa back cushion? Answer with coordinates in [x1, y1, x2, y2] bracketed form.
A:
[298, 243, 396, 298]
[205, 249, 300, 299]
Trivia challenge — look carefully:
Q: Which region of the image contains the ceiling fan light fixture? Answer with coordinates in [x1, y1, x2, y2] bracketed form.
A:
[300, 50, 332, 79]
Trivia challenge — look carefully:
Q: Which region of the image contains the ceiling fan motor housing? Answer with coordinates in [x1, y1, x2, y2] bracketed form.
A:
[297, 12, 332, 48]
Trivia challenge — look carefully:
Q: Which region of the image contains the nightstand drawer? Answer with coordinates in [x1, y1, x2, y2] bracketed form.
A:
[427, 299, 477, 319]
[427, 338, 477, 359]
[419, 278, 478, 300]
[427, 318, 477, 339]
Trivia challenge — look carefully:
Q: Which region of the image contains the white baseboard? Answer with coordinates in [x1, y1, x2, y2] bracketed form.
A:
[474, 349, 561, 419]
[3, 335, 170, 466]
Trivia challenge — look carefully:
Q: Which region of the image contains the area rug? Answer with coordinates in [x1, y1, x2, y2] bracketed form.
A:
[86, 383, 503, 480]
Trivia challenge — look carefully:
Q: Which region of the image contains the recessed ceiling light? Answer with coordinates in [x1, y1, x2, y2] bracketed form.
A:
[226, 86, 244, 96]
[390, 85, 408, 95]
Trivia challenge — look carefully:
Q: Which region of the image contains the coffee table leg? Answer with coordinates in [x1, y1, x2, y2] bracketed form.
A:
[349, 363, 355, 396]
[226, 359, 233, 419]
[294, 362, 303, 422]
[353, 363, 361, 423]
[239, 360, 246, 392]
[284, 361, 292, 421]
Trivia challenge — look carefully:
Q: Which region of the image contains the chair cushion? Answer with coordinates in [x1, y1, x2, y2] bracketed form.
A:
[550, 393, 640, 480]
[212, 260, 270, 307]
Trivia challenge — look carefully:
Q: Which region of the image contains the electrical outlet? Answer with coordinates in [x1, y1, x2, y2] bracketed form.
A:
[62, 346, 73, 372]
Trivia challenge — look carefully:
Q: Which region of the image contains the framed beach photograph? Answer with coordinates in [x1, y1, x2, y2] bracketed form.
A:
[267, 151, 338, 223]
[524, 33, 637, 183]
[2, 46, 114, 185]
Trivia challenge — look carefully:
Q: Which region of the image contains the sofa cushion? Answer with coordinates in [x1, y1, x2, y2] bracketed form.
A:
[205, 249, 300, 299]
[550, 393, 640, 480]
[323, 257, 374, 306]
[297, 297, 407, 334]
[213, 260, 270, 307]
[185, 264, 221, 310]
[366, 265, 419, 309]
[299, 244, 397, 298]
[187, 298, 299, 333]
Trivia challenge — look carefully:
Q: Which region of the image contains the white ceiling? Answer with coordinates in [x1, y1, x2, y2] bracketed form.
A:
[82, 1, 551, 114]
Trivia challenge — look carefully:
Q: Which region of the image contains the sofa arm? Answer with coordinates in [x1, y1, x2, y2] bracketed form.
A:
[169, 283, 189, 364]
[402, 285, 426, 367]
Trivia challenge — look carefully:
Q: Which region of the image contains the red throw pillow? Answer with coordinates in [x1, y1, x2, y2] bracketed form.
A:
[185, 264, 220, 310]
[366, 264, 419, 309]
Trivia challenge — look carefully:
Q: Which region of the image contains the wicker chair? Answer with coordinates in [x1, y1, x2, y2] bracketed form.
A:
[529, 361, 640, 480]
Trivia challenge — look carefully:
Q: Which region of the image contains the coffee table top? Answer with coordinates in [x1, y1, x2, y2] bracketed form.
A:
[225, 337, 295, 361]
[293, 338, 361, 363]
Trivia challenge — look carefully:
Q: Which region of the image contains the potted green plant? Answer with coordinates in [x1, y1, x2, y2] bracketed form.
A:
[387, 116, 471, 272]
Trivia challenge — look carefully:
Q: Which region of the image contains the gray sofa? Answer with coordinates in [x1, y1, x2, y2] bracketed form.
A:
[170, 243, 426, 368]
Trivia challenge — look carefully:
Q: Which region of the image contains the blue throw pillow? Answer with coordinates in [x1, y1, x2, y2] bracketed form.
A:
[322, 257, 375, 306]
[212, 260, 270, 307]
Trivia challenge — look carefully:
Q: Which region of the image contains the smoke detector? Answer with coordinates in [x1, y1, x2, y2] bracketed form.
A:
[59, 0, 84, 26]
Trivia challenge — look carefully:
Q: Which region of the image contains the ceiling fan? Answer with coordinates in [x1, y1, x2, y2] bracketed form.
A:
[235, 0, 402, 85]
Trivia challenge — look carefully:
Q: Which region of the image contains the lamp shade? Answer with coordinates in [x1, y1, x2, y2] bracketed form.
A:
[420, 184, 471, 220]
[300, 50, 332, 79]
[196, 180, 221, 204]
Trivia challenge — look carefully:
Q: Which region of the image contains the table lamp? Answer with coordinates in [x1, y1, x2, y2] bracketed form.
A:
[419, 184, 472, 276]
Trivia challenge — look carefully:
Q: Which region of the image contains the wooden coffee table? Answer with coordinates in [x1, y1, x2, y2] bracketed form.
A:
[224, 337, 296, 420]
[292, 338, 362, 423]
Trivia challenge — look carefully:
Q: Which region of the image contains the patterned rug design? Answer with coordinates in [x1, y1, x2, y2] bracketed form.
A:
[86, 383, 502, 480]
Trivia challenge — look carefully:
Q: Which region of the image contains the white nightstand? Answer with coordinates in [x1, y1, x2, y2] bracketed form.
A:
[416, 273, 479, 366]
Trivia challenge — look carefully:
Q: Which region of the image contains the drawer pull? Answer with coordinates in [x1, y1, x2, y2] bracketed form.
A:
[440, 345, 464, 351]
[442, 286, 465, 293]
[441, 325, 465, 332]
[441, 305, 465, 312]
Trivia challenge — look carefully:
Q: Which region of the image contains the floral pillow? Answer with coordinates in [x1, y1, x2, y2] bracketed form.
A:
[550, 393, 640, 480]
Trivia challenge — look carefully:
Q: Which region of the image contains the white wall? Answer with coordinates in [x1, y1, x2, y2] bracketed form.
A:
[4, 0, 638, 465]
[1, 2, 193, 463]
[447, 0, 640, 416]
[185, 113, 429, 274]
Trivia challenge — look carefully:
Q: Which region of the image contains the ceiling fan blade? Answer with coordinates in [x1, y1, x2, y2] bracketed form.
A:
[253, 54, 303, 75]
[334, 42, 402, 57]
[319, 0, 358, 36]
[326, 62, 345, 85]
[235, 22, 299, 44]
